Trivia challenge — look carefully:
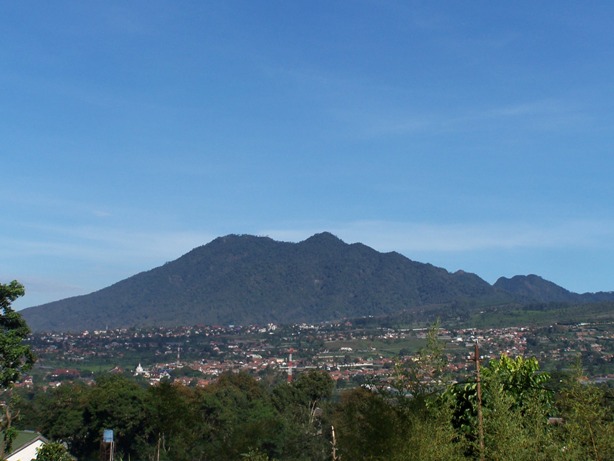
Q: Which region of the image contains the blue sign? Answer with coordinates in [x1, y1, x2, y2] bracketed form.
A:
[103, 429, 114, 443]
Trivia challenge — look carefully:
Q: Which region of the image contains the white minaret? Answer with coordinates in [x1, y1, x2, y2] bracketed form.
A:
[287, 349, 293, 383]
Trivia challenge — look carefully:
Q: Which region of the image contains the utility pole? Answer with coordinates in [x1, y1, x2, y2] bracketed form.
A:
[474, 342, 485, 461]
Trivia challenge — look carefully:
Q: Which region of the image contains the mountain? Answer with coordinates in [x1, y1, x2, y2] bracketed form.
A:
[21, 232, 507, 332]
[20, 233, 614, 332]
[494, 274, 614, 303]
[494, 274, 579, 303]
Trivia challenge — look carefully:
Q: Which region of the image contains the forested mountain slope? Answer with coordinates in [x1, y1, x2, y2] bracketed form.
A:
[21, 233, 614, 332]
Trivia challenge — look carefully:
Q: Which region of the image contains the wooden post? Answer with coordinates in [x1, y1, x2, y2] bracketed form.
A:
[474, 342, 485, 461]
[331, 425, 339, 461]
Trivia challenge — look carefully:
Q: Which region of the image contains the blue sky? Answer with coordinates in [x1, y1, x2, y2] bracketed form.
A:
[2, 1, 614, 309]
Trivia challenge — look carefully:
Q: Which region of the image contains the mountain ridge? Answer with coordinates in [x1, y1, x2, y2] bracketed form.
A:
[20, 232, 614, 332]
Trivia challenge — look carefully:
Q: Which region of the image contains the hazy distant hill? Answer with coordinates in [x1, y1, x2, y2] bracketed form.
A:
[494, 274, 614, 303]
[20, 233, 614, 332]
[494, 274, 579, 303]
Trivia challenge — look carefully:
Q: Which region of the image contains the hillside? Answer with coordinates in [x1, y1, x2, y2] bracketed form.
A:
[20, 233, 614, 332]
[494, 274, 614, 303]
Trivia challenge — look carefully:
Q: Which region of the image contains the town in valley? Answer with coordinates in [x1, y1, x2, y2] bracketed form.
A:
[26, 319, 613, 389]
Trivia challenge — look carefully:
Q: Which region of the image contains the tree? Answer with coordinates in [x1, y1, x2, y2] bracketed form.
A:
[555, 365, 614, 461]
[0, 281, 35, 389]
[293, 370, 334, 427]
[35, 441, 73, 461]
[145, 381, 200, 461]
[196, 372, 284, 460]
[82, 375, 150, 460]
[333, 387, 406, 460]
[482, 354, 552, 413]
[446, 354, 556, 460]
[392, 398, 465, 461]
[393, 320, 448, 404]
[28, 382, 91, 457]
[0, 281, 36, 458]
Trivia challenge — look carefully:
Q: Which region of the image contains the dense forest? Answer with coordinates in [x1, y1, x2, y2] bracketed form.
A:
[14, 332, 614, 461]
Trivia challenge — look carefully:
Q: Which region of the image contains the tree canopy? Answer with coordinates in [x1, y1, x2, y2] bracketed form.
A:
[0, 281, 35, 389]
[0, 281, 36, 459]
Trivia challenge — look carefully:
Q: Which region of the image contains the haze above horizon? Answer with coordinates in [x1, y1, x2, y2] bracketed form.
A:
[3, 1, 614, 309]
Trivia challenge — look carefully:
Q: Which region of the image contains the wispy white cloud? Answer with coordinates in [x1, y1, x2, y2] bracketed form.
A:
[91, 209, 113, 218]
[2, 226, 215, 264]
[352, 97, 589, 138]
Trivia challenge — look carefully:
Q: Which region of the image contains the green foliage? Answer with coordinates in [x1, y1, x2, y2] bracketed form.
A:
[293, 370, 334, 423]
[240, 448, 272, 460]
[196, 372, 285, 460]
[334, 386, 465, 461]
[483, 354, 553, 412]
[334, 387, 407, 460]
[392, 399, 466, 461]
[35, 441, 73, 461]
[555, 366, 614, 460]
[27, 382, 90, 456]
[271, 376, 332, 461]
[393, 320, 448, 400]
[83, 375, 150, 460]
[0, 281, 35, 388]
[448, 353, 553, 439]
[144, 381, 199, 461]
[0, 280, 36, 459]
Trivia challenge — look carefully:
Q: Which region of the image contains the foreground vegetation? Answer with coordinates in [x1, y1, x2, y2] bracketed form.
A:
[15, 345, 614, 461]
